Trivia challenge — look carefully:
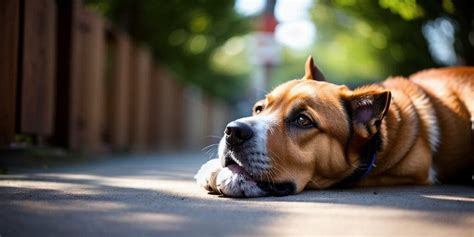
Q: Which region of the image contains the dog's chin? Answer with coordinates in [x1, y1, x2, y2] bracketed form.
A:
[218, 150, 296, 197]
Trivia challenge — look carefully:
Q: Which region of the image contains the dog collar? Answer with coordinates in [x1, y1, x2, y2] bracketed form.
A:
[335, 133, 379, 187]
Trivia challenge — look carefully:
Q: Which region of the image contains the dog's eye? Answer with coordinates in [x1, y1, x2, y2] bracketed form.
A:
[294, 114, 314, 128]
[254, 105, 263, 114]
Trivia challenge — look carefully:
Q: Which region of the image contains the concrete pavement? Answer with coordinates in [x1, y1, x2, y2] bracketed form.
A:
[1, 153, 473, 236]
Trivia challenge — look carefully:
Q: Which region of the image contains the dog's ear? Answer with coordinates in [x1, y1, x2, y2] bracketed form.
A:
[303, 55, 326, 81]
[343, 89, 391, 139]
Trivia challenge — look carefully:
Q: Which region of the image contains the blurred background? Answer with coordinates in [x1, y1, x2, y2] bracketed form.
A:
[1, 0, 473, 156]
[85, 0, 474, 93]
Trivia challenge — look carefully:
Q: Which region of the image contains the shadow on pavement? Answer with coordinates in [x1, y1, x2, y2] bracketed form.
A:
[1, 153, 473, 236]
[0, 176, 281, 236]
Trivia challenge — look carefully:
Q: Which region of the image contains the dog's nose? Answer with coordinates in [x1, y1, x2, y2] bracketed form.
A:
[225, 121, 254, 147]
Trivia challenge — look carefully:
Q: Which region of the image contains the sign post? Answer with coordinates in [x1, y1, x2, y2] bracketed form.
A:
[248, 0, 280, 101]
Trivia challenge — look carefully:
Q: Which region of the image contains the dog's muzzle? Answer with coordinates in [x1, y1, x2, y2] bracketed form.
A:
[216, 117, 297, 197]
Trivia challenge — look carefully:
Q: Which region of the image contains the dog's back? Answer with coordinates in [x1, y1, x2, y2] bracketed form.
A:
[410, 67, 473, 183]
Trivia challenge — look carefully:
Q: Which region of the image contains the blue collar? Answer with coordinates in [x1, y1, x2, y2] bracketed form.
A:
[334, 134, 379, 187]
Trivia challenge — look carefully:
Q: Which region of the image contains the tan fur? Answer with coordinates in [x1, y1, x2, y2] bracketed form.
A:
[258, 63, 473, 191]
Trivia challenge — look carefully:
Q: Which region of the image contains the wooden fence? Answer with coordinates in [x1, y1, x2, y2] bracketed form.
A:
[0, 0, 231, 152]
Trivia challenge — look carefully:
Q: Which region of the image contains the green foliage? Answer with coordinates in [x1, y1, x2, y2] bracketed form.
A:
[85, 0, 251, 101]
[378, 0, 424, 20]
[272, 0, 473, 88]
[310, 0, 435, 84]
[309, 0, 473, 85]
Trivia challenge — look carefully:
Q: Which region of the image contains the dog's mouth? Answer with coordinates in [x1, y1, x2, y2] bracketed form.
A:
[223, 154, 239, 168]
[223, 155, 253, 178]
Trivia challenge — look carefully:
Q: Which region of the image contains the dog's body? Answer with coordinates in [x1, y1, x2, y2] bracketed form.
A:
[195, 56, 473, 197]
[361, 68, 473, 186]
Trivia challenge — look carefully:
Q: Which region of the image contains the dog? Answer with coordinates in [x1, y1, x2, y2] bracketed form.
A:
[195, 56, 473, 197]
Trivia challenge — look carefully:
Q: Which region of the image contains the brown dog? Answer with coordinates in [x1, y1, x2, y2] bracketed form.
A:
[195, 56, 473, 197]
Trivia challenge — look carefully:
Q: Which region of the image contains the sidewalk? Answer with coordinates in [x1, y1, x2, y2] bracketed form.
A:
[1, 153, 473, 236]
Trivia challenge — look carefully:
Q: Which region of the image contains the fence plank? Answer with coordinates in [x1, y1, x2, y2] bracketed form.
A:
[184, 87, 205, 149]
[53, 0, 77, 147]
[173, 84, 185, 148]
[20, 0, 56, 135]
[0, 0, 20, 145]
[154, 68, 173, 149]
[147, 65, 163, 149]
[154, 69, 184, 150]
[107, 32, 131, 150]
[128, 46, 151, 150]
[202, 96, 213, 148]
[69, 9, 105, 151]
[210, 100, 229, 144]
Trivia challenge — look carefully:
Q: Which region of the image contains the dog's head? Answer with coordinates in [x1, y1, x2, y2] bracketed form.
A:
[218, 56, 391, 195]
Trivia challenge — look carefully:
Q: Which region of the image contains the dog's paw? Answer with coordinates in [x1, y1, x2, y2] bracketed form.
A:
[215, 165, 267, 198]
[194, 158, 222, 193]
[195, 159, 267, 197]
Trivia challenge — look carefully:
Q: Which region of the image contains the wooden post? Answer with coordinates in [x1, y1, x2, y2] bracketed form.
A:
[69, 8, 106, 151]
[106, 31, 130, 150]
[20, 0, 56, 136]
[0, 0, 20, 145]
[128, 46, 151, 151]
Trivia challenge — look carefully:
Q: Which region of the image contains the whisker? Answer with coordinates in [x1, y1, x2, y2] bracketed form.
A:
[204, 135, 223, 139]
[201, 143, 219, 152]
